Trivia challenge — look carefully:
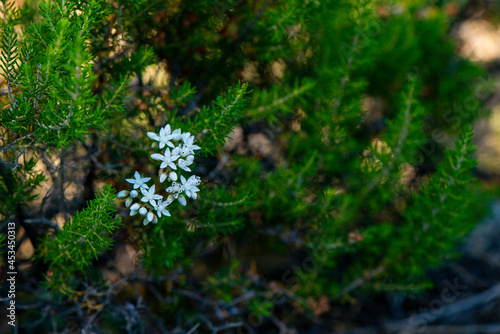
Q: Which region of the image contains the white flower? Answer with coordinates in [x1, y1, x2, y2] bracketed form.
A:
[147, 125, 175, 149]
[120, 124, 202, 224]
[179, 144, 194, 157]
[181, 175, 200, 199]
[166, 182, 184, 199]
[151, 148, 180, 170]
[141, 185, 163, 206]
[182, 133, 201, 151]
[126, 171, 151, 190]
[188, 175, 201, 186]
[117, 190, 129, 198]
[178, 155, 194, 172]
[155, 199, 172, 217]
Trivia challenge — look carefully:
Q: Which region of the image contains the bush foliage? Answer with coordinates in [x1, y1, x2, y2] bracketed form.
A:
[0, 0, 492, 332]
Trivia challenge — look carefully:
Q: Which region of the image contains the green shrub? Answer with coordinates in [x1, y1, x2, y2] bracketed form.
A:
[0, 0, 492, 332]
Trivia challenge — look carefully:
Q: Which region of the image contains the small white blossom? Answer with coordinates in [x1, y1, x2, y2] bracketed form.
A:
[178, 155, 194, 172]
[155, 199, 171, 217]
[166, 182, 184, 199]
[141, 185, 163, 206]
[126, 171, 151, 190]
[151, 148, 180, 170]
[181, 175, 200, 199]
[147, 125, 175, 149]
[182, 133, 201, 151]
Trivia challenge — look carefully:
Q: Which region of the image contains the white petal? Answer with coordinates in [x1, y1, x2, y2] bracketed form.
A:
[178, 195, 187, 206]
[191, 192, 197, 199]
[151, 153, 164, 161]
[180, 175, 187, 185]
[147, 132, 160, 141]
[159, 142, 165, 149]
[159, 173, 167, 183]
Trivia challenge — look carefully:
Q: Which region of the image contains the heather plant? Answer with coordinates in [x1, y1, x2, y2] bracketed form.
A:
[0, 0, 493, 332]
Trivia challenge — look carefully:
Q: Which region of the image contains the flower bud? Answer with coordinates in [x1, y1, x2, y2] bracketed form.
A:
[125, 197, 133, 207]
[169, 171, 178, 181]
[130, 190, 138, 198]
[117, 190, 129, 198]
[139, 207, 147, 215]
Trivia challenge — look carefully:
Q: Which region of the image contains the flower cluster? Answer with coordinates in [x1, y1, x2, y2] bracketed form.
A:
[118, 125, 201, 225]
